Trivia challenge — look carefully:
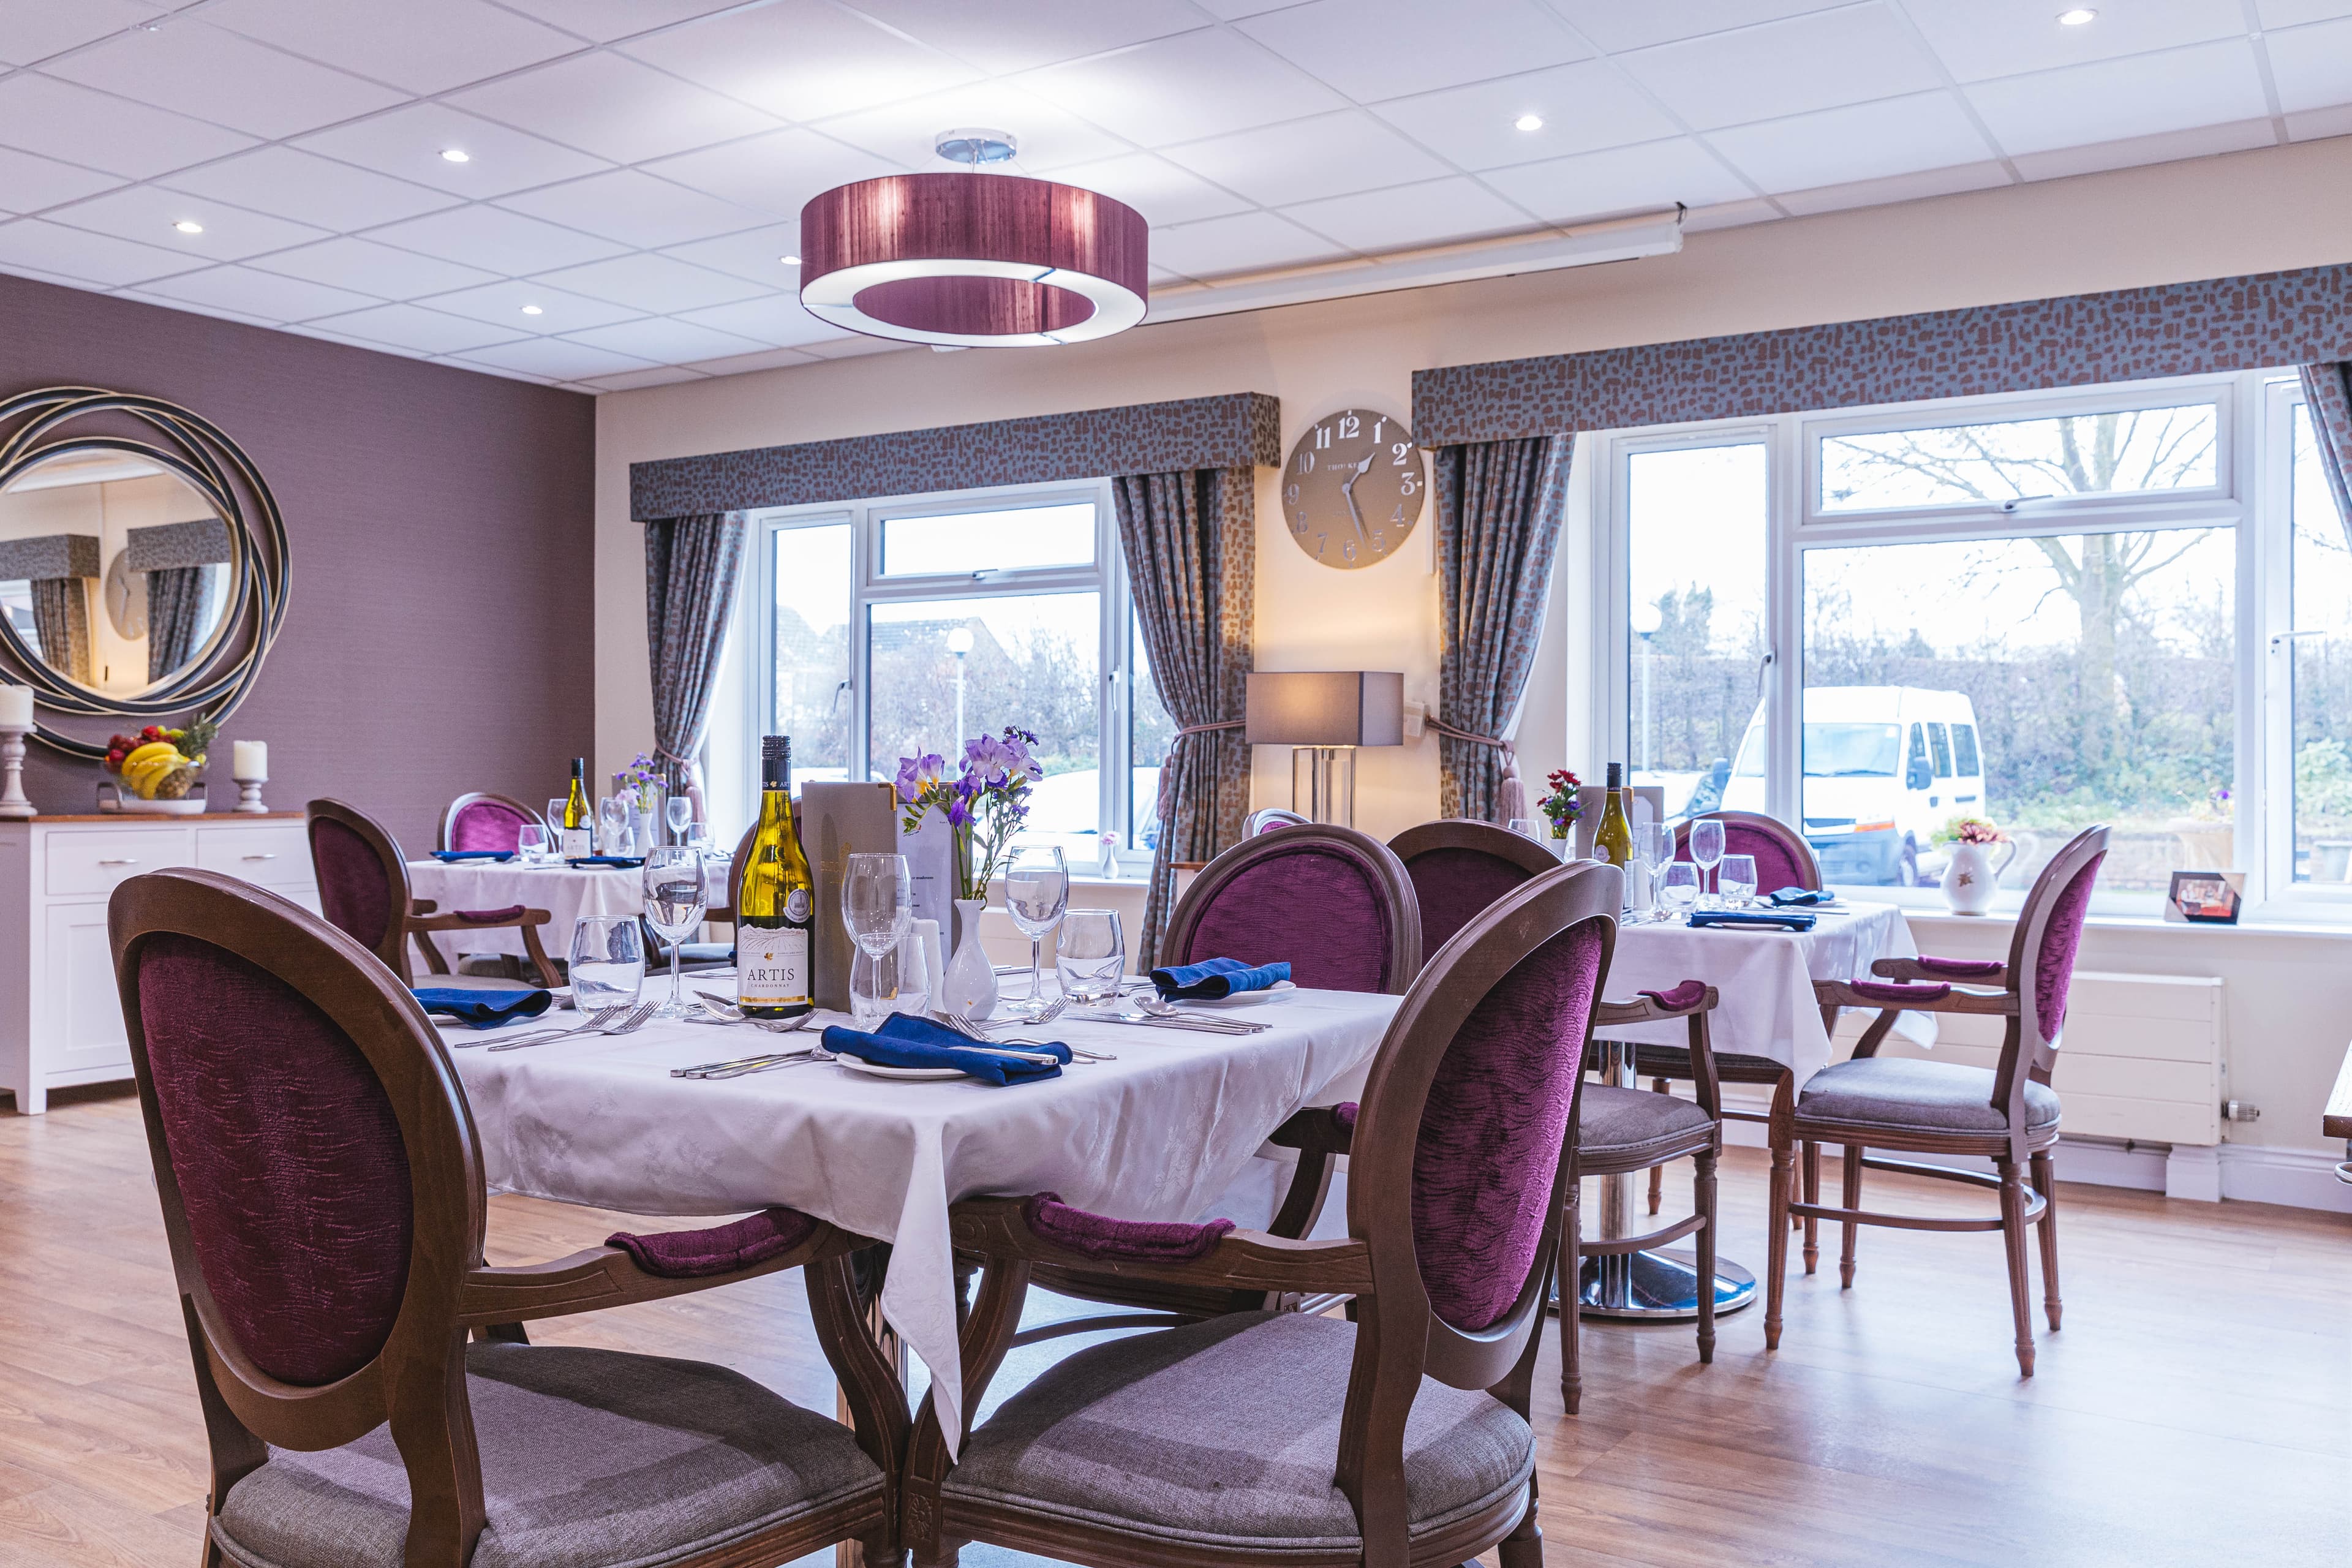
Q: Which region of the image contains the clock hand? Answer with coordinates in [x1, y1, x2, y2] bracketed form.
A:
[1339, 455, 1374, 545]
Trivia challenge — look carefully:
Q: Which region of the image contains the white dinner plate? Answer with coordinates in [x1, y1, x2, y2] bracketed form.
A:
[832, 1053, 965, 1081]
[1177, 981, 1297, 1008]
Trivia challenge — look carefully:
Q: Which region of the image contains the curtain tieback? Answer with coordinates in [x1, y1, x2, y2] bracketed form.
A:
[1430, 720, 1528, 824]
[1157, 719, 1246, 827]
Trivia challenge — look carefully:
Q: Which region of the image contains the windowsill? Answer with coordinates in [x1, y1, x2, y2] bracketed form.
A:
[1899, 906, 2352, 940]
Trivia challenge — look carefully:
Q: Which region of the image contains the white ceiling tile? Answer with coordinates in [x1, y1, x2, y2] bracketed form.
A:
[587, 366, 710, 391]
[309, 301, 530, 353]
[1908, 0, 2248, 83]
[562, 317, 772, 363]
[687, 346, 826, 376]
[1478, 137, 1755, 222]
[1772, 157, 2011, 216]
[202, 0, 579, 94]
[1368, 59, 1683, 169]
[646, 129, 904, 219]
[366, 205, 628, 275]
[618, 1, 978, 121]
[0, 146, 123, 216]
[0, 74, 256, 178]
[1708, 91, 1996, 192]
[246, 236, 499, 298]
[1009, 151, 1251, 226]
[816, 82, 1130, 172]
[44, 186, 328, 261]
[445, 51, 780, 165]
[296, 103, 614, 197]
[1616, 4, 1948, 131]
[2267, 17, 2352, 113]
[41, 19, 406, 138]
[541, 249, 772, 311]
[490, 0, 756, 43]
[456, 337, 659, 379]
[158, 146, 458, 230]
[1281, 176, 1535, 252]
[656, 224, 808, 287]
[2256, 1, 2352, 24]
[413, 277, 645, 334]
[1966, 39, 2273, 154]
[0, 0, 164, 67]
[113, 289, 280, 328]
[1017, 29, 1349, 146]
[1148, 210, 1349, 279]
[2007, 115, 2277, 180]
[0, 217, 203, 285]
[134, 263, 379, 320]
[1545, 0, 1852, 53]
[1240, 0, 1591, 102]
[2285, 100, 2352, 138]
[842, 0, 1211, 74]
[496, 169, 772, 249]
[1161, 110, 1452, 206]
[673, 292, 852, 347]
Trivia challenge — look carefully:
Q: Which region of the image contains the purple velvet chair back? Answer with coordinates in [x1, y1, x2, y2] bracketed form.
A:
[1676, 810, 1821, 893]
[306, 799, 414, 981]
[2007, 824, 2109, 1060]
[442, 793, 543, 854]
[1388, 820, 1565, 956]
[1164, 824, 1421, 995]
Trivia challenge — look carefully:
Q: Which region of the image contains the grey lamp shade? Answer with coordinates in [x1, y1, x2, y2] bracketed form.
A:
[1245, 671, 1404, 747]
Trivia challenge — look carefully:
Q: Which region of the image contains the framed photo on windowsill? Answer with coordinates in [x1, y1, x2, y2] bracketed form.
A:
[2166, 870, 2244, 924]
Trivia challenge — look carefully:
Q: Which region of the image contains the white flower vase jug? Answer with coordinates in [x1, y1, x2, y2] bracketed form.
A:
[1940, 839, 2015, 914]
[940, 898, 1000, 1020]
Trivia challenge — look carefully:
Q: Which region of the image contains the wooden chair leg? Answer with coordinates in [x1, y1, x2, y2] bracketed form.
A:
[2030, 1148, 2062, 1332]
[1997, 1159, 2037, 1378]
[1497, 1469, 1544, 1567]
[1765, 1144, 1792, 1351]
[1801, 1140, 1822, 1272]
[1692, 1149, 1717, 1367]
[1559, 1167, 1583, 1414]
[1646, 1078, 1669, 1215]
[1838, 1142, 1864, 1289]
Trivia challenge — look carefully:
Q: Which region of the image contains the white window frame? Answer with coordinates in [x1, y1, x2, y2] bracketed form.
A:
[1587, 369, 2346, 921]
[742, 477, 1147, 865]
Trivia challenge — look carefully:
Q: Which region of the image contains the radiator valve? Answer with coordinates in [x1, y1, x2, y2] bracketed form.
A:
[2221, 1099, 2261, 1123]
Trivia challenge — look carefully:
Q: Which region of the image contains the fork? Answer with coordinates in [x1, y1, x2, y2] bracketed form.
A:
[448, 1005, 621, 1050]
[929, 1008, 1115, 1061]
[488, 1000, 657, 1052]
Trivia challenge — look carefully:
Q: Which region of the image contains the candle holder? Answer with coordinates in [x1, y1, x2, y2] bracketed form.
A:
[0, 724, 35, 819]
[232, 771, 269, 813]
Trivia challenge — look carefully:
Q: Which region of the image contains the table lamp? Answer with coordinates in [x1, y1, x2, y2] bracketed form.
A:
[1244, 671, 1403, 828]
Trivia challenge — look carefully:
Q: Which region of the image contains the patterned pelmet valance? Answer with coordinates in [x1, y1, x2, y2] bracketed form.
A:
[630, 391, 1281, 521]
[1412, 262, 2352, 445]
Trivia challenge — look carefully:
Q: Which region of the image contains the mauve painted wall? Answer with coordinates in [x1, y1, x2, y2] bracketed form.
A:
[0, 273, 594, 851]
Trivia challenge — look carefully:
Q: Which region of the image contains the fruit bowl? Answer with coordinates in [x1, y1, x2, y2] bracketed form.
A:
[99, 781, 208, 815]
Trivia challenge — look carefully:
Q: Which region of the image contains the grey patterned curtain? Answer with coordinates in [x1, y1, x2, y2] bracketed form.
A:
[146, 565, 210, 682]
[1114, 467, 1256, 965]
[1433, 435, 1572, 823]
[31, 578, 89, 683]
[2301, 363, 2352, 552]
[645, 512, 747, 822]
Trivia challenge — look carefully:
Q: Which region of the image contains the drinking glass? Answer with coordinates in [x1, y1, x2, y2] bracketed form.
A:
[1657, 861, 1701, 920]
[1003, 845, 1069, 1017]
[665, 793, 693, 845]
[1637, 823, 1676, 921]
[568, 916, 644, 1011]
[641, 848, 709, 1017]
[842, 853, 913, 1030]
[597, 794, 627, 857]
[514, 823, 549, 865]
[891, 923, 933, 1017]
[1719, 853, 1759, 907]
[1055, 909, 1126, 1005]
[1689, 817, 1727, 908]
[548, 798, 570, 855]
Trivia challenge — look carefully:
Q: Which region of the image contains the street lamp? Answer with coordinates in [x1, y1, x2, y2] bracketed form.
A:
[946, 625, 974, 749]
[1630, 601, 1662, 777]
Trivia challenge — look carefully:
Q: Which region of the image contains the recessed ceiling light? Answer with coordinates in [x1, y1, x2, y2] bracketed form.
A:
[173, 220, 203, 234]
[778, 254, 802, 265]
[1513, 113, 1544, 132]
[440, 148, 471, 164]
[2057, 7, 2097, 23]
[521, 304, 543, 315]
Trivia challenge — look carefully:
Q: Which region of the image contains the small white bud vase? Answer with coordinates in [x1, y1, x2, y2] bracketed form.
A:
[940, 897, 1000, 1020]
[1940, 840, 2007, 914]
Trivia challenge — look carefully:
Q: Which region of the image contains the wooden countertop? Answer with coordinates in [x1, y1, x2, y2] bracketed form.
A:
[0, 811, 307, 824]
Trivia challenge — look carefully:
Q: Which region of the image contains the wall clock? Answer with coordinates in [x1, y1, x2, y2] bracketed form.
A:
[1281, 407, 1424, 570]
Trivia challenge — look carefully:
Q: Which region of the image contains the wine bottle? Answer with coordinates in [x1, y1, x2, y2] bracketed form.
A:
[1593, 761, 1634, 869]
[560, 758, 591, 861]
[737, 734, 814, 1019]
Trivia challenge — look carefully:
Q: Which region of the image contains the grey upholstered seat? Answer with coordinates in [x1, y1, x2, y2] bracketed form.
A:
[1578, 1083, 1713, 1155]
[1798, 1055, 2060, 1136]
[212, 1344, 883, 1568]
[942, 1311, 1534, 1554]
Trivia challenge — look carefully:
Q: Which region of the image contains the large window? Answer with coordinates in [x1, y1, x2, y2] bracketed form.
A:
[750, 481, 1155, 869]
[1604, 372, 2352, 917]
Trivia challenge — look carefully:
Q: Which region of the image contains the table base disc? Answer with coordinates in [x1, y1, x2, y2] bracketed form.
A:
[1567, 1248, 1756, 1322]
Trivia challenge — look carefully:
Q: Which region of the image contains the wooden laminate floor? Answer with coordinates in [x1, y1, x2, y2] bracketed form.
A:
[2, 1084, 2345, 1567]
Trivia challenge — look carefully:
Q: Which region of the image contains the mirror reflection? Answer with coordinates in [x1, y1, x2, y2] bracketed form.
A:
[0, 450, 232, 697]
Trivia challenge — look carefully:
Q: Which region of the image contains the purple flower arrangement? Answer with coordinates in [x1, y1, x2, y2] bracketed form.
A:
[896, 726, 1046, 900]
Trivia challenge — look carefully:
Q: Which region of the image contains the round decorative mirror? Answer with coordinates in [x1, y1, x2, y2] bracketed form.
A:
[0, 390, 287, 758]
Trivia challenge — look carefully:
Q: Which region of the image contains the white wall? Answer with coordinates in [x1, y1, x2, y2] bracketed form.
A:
[597, 134, 2352, 1164]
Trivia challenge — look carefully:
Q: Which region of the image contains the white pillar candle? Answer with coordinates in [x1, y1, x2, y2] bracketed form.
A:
[232, 739, 268, 779]
[0, 685, 31, 728]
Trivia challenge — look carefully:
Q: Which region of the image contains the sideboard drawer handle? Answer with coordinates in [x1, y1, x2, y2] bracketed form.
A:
[98, 857, 138, 866]
[242, 853, 277, 861]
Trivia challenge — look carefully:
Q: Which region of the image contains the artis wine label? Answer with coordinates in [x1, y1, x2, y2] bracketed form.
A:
[739, 927, 810, 1005]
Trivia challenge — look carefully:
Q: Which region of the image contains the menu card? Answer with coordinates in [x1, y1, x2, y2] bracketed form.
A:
[801, 781, 954, 1010]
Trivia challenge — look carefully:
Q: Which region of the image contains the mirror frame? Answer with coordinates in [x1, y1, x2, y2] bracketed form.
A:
[0, 388, 289, 759]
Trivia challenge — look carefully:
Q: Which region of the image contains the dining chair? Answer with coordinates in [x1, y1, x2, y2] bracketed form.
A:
[307, 797, 560, 989]
[1388, 818, 1566, 953]
[439, 791, 549, 854]
[1243, 805, 1310, 835]
[106, 866, 906, 1568]
[1161, 823, 1422, 995]
[905, 860, 1626, 1568]
[1773, 824, 2109, 1376]
[1672, 808, 1823, 893]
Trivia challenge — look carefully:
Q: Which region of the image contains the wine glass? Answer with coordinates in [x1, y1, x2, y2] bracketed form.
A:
[641, 848, 709, 1018]
[1689, 817, 1726, 908]
[568, 916, 644, 1011]
[514, 823, 549, 865]
[665, 793, 693, 845]
[1003, 845, 1069, 1019]
[597, 794, 627, 857]
[1657, 861, 1701, 921]
[548, 797, 571, 855]
[1719, 853, 1759, 907]
[1056, 909, 1126, 1005]
[1637, 823, 1676, 921]
[842, 853, 913, 1030]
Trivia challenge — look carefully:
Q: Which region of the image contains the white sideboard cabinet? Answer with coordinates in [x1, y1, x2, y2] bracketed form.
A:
[0, 812, 317, 1114]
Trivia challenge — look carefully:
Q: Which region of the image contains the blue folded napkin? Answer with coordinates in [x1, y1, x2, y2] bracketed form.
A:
[1768, 886, 1838, 907]
[1150, 955, 1292, 1000]
[413, 987, 552, 1028]
[568, 855, 645, 869]
[431, 848, 514, 863]
[1689, 909, 1819, 932]
[820, 1013, 1069, 1085]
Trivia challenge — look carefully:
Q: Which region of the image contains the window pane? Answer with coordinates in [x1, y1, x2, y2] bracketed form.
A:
[880, 501, 1095, 576]
[1130, 620, 1174, 856]
[1627, 443, 1768, 819]
[772, 523, 853, 784]
[867, 592, 1101, 851]
[1819, 403, 2219, 512]
[1803, 528, 2235, 900]
[2290, 402, 2352, 886]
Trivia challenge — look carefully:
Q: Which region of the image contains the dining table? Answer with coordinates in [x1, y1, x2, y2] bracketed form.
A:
[407, 855, 729, 962]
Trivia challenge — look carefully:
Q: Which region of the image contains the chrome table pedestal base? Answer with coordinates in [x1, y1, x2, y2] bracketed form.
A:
[1575, 1248, 1755, 1321]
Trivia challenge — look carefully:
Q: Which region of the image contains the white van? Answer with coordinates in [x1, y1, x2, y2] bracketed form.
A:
[1719, 686, 1988, 886]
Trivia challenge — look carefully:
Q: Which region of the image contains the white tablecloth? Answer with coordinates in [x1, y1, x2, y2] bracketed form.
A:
[1600, 900, 1929, 1085]
[443, 987, 1398, 1448]
[407, 861, 650, 961]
